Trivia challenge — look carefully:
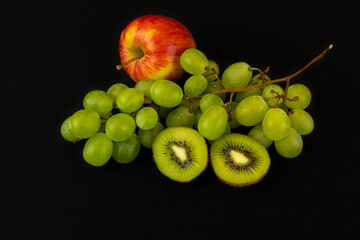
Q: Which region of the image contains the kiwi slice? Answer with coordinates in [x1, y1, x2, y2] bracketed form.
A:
[210, 133, 270, 187]
[152, 127, 208, 182]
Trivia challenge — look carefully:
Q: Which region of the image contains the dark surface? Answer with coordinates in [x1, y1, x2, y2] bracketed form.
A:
[1, 1, 358, 239]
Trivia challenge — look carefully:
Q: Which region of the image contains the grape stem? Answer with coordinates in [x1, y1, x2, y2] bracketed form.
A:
[191, 44, 333, 100]
[205, 66, 225, 89]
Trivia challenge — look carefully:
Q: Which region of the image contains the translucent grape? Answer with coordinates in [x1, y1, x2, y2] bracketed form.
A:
[156, 106, 173, 119]
[107, 83, 128, 102]
[275, 128, 303, 158]
[150, 80, 183, 108]
[208, 123, 231, 145]
[199, 93, 224, 112]
[235, 96, 268, 126]
[180, 48, 209, 75]
[202, 81, 227, 101]
[116, 88, 144, 113]
[262, 108, 291, 141]
[135, 107, 158, 130]
[83, 133, 113, 167]
[138, 122, 164, 149]
[134, 79, 155, 104]
[112, 133, 141, 164]
[249, 73, 271, 87]
[198, 106, 228, 140]
[228, 101, 241, 129]
[178, 98, 200, 112]
[221, 62, 252, 89]
[262, 84, 284, 107]
[165, 106, 195, 128]
[105, 113, 136, 142]
[234, 87, 261, 103]
[285, 84, 312, 109]
[203, 60, 220, 82]
[194, 110, 203, 130]
[289, 109, 314, 135]
[83, 90, 114, 116]
[248, 124, 273, 148]
[60, 117, 77, 142]
[184, 75, 207, 97]
[69, 109, 101, 139]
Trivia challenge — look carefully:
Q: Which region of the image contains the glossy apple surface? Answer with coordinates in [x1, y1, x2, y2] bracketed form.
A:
[119, 15, 196, 82]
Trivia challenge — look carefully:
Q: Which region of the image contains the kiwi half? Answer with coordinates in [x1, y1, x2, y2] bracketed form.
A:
[210, 133, 270, 187]
[152, 127, 208, 182]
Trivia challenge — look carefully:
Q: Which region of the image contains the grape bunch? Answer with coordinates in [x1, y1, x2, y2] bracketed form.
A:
[60, 45, 328, 186]
[180, 48, 314, 158]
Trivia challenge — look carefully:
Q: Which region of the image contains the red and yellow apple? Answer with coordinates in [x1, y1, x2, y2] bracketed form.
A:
[118, 15, 196, 83]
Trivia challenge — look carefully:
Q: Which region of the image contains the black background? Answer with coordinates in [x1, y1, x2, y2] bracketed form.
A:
[1, 1, 358, 239]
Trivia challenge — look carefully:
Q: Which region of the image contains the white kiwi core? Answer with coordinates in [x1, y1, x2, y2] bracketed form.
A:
[172, 145, 187, 162]
[230, 150, 249, 165]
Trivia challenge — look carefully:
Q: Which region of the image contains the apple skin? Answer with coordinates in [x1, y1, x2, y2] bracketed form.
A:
[119, 15, 196, 83]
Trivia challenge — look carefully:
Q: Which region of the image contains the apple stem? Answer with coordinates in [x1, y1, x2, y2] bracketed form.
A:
[116, 57, 142, 71]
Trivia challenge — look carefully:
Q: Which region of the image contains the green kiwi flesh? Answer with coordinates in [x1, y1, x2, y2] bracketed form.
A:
[152, 127, 208, 182]
[210, 133, 270, 187]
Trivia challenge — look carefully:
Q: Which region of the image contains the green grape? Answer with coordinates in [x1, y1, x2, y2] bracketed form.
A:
[262, 108, 291, 141]
[112, 133, 141, 164]
[289, 109, 314, 135]
[138, 122, 164, 148]
[249, 73, 271, 87]
[202, 81, 226, 101]
[178, 98, 200, 112]
[221, 62, 252, 89]
[165, 106, 195, 128]
[105, 113, 135, 142]
[97, 123, 105, 134]
[234, 87, 262, 103]
[83, 133, 113, 167]
[275, 128, 303, 158]
[107, 83, 128, 101]
[248, 124, 273, 148]
[235, 96, 269, 126]
[150, 80, 183, 108]
[208, 123, 231, 144]
[100, 111, 112, 122]
[156, 106, 173, 119]
[285, 84, 312, 109]
[134, 79, 155, 104]
[135, 107, 158, 130]
[198, 106, 228, 140]
[262, 84, 284, 107]
[184, 75, 208, 97]
[199, 93, 224, 112]
[60, 117, 77, 142]
[116, 88, 144, 113]
[98, 112, 112, 133]
[203, 60, 220, 82]
[83, 90, 114, 116]
[228, 101, 241, 129]
[69, 109, 101, 139]
[194, 110, 203, 130]
[180, 48, 209, 75]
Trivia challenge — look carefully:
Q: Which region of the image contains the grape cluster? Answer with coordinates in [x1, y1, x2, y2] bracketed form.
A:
[61, 48, 314, 166]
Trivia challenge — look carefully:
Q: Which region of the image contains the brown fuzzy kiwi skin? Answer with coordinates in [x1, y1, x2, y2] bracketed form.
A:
[151, 126, 209, 183]
[209, 133, 271, 187]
